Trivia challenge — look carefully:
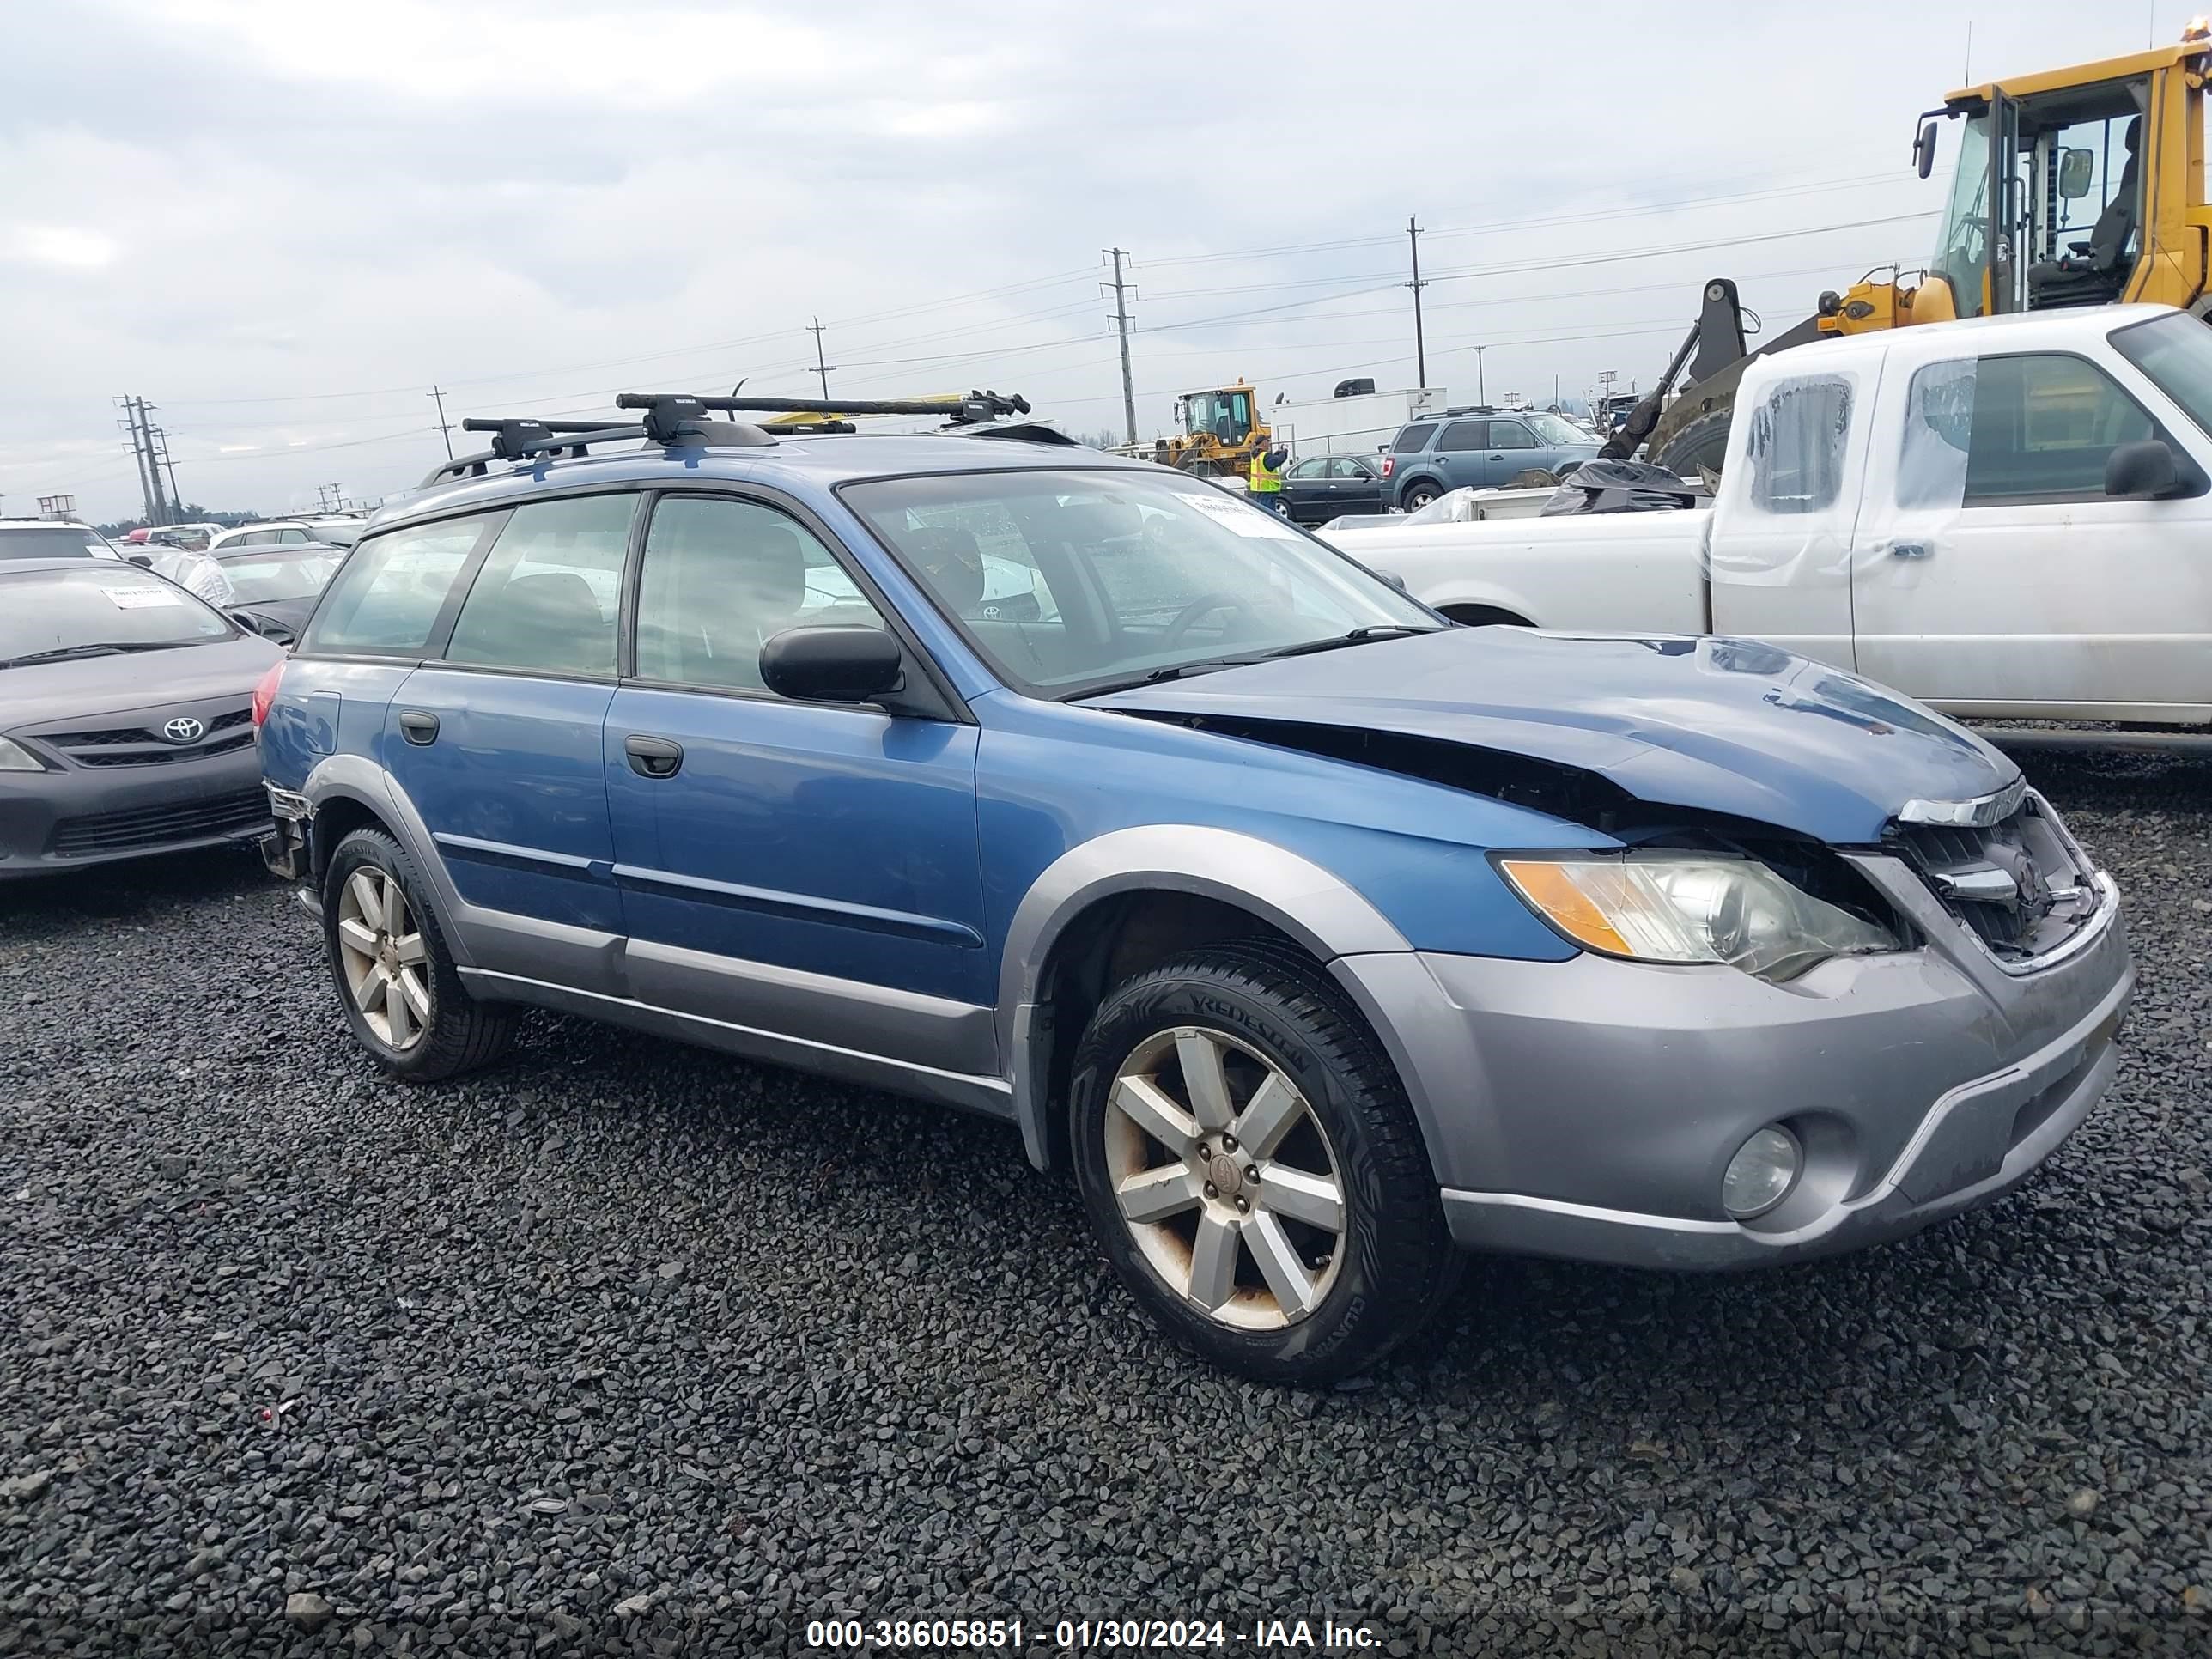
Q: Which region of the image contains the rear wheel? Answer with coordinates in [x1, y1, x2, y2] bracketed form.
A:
[1654, 407, 1734, 477]
[1400, 481, 1441, 511]
[324, 827, 515, 1083]
[1070, 943, 1452, 1384]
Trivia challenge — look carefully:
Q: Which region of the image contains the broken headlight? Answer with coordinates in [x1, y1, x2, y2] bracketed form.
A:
[1498, 852, 1903, 981]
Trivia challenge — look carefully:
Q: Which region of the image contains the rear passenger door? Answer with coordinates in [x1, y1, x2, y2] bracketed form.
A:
[381, 493, 637, 988]
[1431, 419, 1491, 490]
[602, 491, 991, 1076]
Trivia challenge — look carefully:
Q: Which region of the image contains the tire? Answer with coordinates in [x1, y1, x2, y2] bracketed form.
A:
[323, 826, 515, 1083]
[1400, 480, 1441, 511]
[1068, 941, 1452, 1385]
[1653, 406, 1733, 478]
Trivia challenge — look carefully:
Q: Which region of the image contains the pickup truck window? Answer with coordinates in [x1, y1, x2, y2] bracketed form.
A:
[1901, 353, 2159, 507]
[1745, 377, 1851, 515]
[2112, 312, 2212, 443]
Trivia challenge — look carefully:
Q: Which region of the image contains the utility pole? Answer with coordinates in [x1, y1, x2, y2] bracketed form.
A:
[807, 318, 836, 400]
[116, 396, 169, 526]
[1470, 345, 1488, 405]
[1406, 218, 1428, 388]
[1103, 247, 1139, 446]
[151, 420, 183, 520]
[428, 385, 454, 459]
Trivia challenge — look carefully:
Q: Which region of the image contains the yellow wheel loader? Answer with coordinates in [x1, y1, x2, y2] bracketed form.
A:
[1613, 22, 2212, 472]
[1162, 382, 1272, 476]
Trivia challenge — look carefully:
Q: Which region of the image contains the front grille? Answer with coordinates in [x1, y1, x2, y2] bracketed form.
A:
[50, 790, 271, 858]
[1892, 793, 2100, 963]
[43, 706, 254, 769]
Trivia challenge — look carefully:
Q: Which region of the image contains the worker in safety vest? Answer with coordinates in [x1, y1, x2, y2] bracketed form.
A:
[1247, 439, 1290, 515]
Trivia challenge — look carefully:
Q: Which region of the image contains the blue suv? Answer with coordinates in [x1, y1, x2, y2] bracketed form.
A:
[1382, 408, 1604, 510]
[257, 394, 2133, 1383]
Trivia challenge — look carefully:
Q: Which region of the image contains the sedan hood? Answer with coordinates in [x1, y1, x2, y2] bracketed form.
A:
[0, 634, 282, 732]
[1085, 629, 2018, 844]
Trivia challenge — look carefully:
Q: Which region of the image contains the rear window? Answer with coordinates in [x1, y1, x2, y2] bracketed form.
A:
[301, 513, 501, 657]
[0, 526, 108, 560]
[1390, 423, 1437, 453]
[1, 565, 230, 662]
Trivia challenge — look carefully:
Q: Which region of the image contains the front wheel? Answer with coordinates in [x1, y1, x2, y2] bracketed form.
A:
[324, 827, 515, 1082]
[1069, 943, 1452, 1384]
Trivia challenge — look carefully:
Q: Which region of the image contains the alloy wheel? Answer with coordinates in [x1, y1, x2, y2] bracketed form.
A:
[1104, 1025, 1348, 1330]
[334, 866, 431, 1051]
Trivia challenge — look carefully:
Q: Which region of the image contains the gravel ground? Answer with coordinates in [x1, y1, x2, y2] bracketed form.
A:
[3, 750, 2209, 1659]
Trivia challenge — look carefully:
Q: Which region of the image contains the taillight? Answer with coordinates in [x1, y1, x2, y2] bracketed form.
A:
[1381, 454, 1395, 479]
[252, 659, 284, 728]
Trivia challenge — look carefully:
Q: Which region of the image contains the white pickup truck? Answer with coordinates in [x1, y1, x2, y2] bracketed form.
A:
[1330, 304, 2212, 729]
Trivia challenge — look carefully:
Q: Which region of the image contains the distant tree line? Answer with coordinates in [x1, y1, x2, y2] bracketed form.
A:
[94, 506, 262, 537]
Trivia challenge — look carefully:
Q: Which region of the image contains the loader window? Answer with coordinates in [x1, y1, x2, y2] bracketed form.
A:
[1744, 377, 1852, 515]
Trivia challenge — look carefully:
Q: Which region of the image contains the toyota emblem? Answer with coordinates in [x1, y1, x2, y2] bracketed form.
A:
[161, 716, 205, 744]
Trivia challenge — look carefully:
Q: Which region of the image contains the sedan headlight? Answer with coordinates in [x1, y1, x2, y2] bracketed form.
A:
[1498, 852, 1902, 981]
[0, 737, 46, 772]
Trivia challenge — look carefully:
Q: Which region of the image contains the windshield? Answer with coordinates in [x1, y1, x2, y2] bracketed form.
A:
[218, 548, 341, 602]
[1930, 112, 1993, 317]
[0, 526, 112, 560]
[841, 468, 1437, 697]
[1523, 412, 1587, 445]
[0, 566, 230, 662]
[2111, 312, 2212, 439]
[1184, 391, 1254, 446]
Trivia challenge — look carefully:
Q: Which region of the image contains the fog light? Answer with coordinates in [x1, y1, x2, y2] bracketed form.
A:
[1722, 1126, 1802, 1218]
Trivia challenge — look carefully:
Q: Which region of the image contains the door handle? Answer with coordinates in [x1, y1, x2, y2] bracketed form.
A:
[623, 733, 684, 779]
[1890, 540, 1933, 560]
[398, 710, 440, 745]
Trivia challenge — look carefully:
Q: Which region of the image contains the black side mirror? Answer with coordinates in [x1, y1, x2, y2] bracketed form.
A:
[759, 625, 904, 704]
[125, 551, 154, 568]
[1913, 120, 1939, 179]
[2105, 438, 2182, 498]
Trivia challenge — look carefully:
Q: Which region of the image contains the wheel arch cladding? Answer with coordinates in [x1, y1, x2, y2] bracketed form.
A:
[302, 755, 474, 965]
[999, 826, 1411, 1176]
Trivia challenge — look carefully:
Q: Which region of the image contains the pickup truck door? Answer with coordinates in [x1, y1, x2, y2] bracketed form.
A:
[1849, 338, 2212, 720]
[1702, 367, 1870, 672]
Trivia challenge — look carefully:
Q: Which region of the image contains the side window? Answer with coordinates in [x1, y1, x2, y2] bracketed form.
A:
[1964, 354, 2155, 503]
[301, 514, 499, 656]
[278, 528, 313, 544]
[444, 494, 635, 677]
[1490, 421, 1537, 450]
[1328, 458, 1373, 478]
[1393, 423, 1437, 453]
[635, 496, 886, 695]
[1437, 420, 1489, 451]
[1744, 376, 1852, 515]
[1287, 459, 1328, 479]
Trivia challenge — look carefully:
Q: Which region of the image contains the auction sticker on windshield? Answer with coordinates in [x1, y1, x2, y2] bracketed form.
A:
[102, 586, 186, 609]
[1172, 492, 1301, 539]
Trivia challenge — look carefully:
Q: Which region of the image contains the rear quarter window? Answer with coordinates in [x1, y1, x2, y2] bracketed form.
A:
[300, 513, 502, 657]
[1391, 423, 1437, 453]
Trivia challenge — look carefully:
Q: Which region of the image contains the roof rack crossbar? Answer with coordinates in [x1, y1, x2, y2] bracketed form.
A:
[617, 388, 1031, 426]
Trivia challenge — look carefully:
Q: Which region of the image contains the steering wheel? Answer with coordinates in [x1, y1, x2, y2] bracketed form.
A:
[1159, 591, 1252, 647]
[1944, 213, 1987, 270]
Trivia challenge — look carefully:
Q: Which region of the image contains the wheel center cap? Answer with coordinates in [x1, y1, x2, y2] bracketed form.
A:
[1207, 1152, 1243, 1197]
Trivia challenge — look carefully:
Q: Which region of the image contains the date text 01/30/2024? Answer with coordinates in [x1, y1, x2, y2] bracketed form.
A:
[803, 1617, 1382, 1650]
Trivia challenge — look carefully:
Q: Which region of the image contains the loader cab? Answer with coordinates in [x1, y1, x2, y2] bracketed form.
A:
[1923, 33, 2209, 320]
[1178, 386, 1257, 447]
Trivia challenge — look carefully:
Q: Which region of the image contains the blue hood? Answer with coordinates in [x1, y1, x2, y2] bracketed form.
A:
[1085, 629, 2019, 844]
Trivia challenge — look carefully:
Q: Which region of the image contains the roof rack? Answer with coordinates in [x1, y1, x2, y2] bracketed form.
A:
[615, 389, 1032, 426]
[417, 388, 1060, 489]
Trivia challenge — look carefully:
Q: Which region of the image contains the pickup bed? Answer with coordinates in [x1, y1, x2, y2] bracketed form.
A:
[1328, 303, 2212, 729]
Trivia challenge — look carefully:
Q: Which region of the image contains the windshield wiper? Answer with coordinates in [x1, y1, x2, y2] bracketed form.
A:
[0, 641, 179, 669]
[1243, 624, 1441, 662]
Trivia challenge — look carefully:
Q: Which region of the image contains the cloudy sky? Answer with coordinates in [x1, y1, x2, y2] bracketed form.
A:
[0, 0, 2172, 524]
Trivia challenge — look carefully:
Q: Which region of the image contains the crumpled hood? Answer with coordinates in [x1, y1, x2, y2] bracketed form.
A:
[1085, 628, 2018, 844]
[0, 634, 282, 732]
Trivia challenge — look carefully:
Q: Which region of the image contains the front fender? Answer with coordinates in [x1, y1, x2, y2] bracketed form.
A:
[997, 824, 1410, 1170]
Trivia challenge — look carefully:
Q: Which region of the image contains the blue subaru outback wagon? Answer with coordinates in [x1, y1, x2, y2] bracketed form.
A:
[257, 394, 2134, 1382]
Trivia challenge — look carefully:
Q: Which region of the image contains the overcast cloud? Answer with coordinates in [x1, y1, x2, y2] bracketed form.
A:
[0, 0, 2172, 522]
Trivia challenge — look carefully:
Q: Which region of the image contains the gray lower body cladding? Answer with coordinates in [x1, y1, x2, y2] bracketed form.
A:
[1333, 855, 2133, 1269]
